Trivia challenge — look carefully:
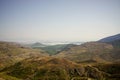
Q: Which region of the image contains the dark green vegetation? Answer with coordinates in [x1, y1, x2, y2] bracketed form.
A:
[0, 34, 120, 80]
[33, 44, 72, 55]
[30, 42, 46, 48]
[40, 44, 68, 55]
[29, 42, 75, 55]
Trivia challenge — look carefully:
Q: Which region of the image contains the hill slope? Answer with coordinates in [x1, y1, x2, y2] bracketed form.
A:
[99, 34, 120, 42]
[99, 34, 120, 48]
[55, 42, 120, 63]
[1, 57, 112, 80]
[0, 41, 48, 70]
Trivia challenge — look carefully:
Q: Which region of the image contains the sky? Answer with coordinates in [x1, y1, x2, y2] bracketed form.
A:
[0, 0, 120, 42]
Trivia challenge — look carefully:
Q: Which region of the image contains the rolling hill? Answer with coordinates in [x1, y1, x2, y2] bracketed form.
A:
[55, 42, 120, 63]
[0, 56, 113, 80]
[0, 34, 120, 80]
[0, 41, 48, 70]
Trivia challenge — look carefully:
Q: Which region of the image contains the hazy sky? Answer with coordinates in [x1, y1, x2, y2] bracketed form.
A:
[0, 0, 120, 42]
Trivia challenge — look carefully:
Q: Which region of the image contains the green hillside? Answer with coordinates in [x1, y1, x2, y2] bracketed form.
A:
[34, 44, 70, 55]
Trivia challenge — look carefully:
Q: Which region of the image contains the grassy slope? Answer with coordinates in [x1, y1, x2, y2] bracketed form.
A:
[0, 72, 21, 80]
[55, 42, 119, 63]
[0, 41, 48, 70]
[93, 63, 120, 80]
[1, 57, 113, 80]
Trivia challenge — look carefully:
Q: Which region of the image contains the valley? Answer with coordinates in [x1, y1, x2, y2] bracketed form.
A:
[0, 34, 120, 80]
